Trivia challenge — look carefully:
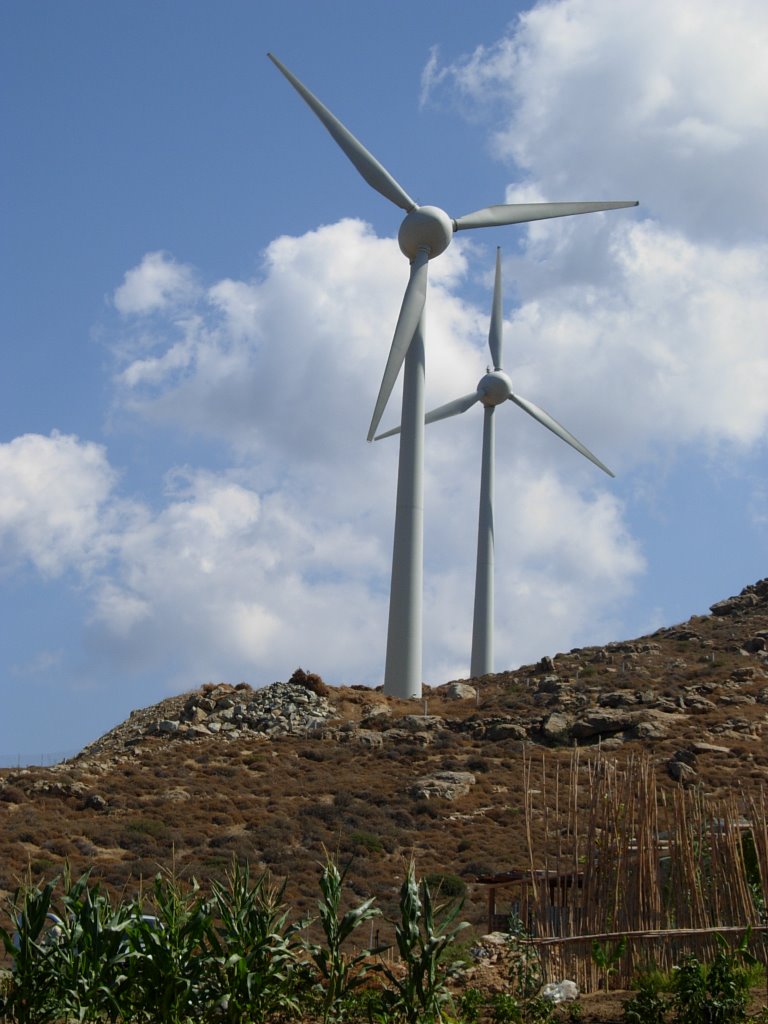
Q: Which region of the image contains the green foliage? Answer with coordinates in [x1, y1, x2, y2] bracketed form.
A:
[206, 861, 303, 1023]
[424, 873, 467, 900]
[348, 830, 383, 854]
[491, 991, 524, 1024]
[40, 870, 138, 1023]
[377, 860, 469, 1024]
[307, 853, 382, 1024]
[623, 973, 670, 1024]
[591, 935, 627, 992]
[671, 930, 757, 1024]
[0, 877, 59, 1023]
[457, 986, 484, 1024]
[124, 870, 212, 1024]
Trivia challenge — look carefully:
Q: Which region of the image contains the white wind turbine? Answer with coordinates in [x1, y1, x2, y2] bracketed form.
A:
[377, 247, 614, 678]
[268, 53, 637, 698]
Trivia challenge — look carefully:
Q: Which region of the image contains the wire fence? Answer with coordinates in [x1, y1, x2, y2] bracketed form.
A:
[0, 750, 76, 768]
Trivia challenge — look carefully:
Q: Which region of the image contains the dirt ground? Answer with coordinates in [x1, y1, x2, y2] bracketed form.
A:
[548, 985, 768, 1023]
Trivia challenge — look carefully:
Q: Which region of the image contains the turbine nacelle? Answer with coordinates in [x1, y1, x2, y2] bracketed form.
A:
[398, 206, 453, 261]
[477, 370, 512, 407]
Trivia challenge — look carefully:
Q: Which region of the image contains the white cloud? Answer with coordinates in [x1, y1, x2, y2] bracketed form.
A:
[113, 251, 199, 315]
[0, 432, 119, 577]
[426, 0, 768, 242]
[499, 220, 768, 465]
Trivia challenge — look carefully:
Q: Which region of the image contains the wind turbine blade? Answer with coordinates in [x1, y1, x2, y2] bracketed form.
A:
[488, 247, 503, 370]
[268, 53, 416, 213]
[509, 393, 615, 477]
[453, 201, 638, 232]
[426, 391, 482, 425]
[375, 392, 480, 440]
[367, 249, 429, 442]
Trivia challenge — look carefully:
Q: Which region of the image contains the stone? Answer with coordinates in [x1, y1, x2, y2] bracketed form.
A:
[668, 760, 697, 783]
[711, 594, 759, 616]
[691, 742, 732, 755]
[443, 682, 477, 700]
[541, 712, 573, 743]
[742, 637, 767, 654]
[570, 709, 643, 739]
[411, 771, 476, 800]
[599, 691, 638, 708]
[341, 728, 384, 749]
[401, 715, 444, 732]
[484, 720, 527, 742]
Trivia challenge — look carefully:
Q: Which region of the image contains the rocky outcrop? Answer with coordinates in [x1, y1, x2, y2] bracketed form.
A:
[150, 682, 336, 742]
[710, 579, 768, 616]
[410, 771, 476, 801]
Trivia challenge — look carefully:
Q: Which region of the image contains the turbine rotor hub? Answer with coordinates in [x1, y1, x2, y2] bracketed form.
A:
[478, 370, 512, 407]
[398, 206, 454, 261]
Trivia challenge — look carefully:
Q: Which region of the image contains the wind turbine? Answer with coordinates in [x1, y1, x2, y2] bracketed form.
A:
[377, 247, 614, 678]
[268, 53, 637, 699]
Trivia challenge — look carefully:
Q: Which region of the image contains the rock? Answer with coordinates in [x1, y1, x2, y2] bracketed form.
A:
[742, 637, 767, 654]
[541, 712, 573, 743]
[691, 742, 731, 755]
[400, 715, 444, 732]
[340, 728, 384, 749]
[600, 737, 624, 750]
[484, 720, 527, 742]
[632, 718, 669, 740]
[711, 594, 760, 617]
[731, 667, 760, 682]
[84, 792, 107, 811]
[571, 709, 643, 740]
[681, 695, 717, 712]
[442, 682, 478, 700]
[668, 760, 697, 783]
[599, 691, 639, 708]
[411, 771, 476, 800]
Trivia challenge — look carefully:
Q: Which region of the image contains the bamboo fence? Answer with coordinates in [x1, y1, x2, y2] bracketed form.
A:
[495, 750, 768, 990]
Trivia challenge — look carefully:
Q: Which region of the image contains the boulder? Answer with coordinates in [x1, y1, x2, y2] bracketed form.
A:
[571, 709, 643, 739]
[442, 682, 478, 700]
[411, 771, 476, 800]
[541, 712, 573, 743]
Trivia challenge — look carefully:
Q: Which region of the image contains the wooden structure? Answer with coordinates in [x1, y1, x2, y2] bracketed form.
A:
[472, 752, 768, 991]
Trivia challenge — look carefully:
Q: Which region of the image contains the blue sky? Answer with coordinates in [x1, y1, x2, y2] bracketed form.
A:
[2, 0, 767, 763]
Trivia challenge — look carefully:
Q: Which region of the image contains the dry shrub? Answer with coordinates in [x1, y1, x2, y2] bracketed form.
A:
[288, 667, 330, 697]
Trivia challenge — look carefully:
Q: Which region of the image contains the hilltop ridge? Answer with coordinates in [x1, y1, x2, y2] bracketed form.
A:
[1, 578, 767, 926]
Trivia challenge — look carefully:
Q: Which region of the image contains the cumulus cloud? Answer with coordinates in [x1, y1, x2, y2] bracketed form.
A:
[0, 432, 119, 577]
[113, 251, 199, 315]
[424, 0, 768, 243]
[416, 0, 768, 476]
[17, 0, 768, 702]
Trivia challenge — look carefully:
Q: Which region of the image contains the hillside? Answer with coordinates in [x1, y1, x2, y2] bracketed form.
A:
[1, 578, 767, 937]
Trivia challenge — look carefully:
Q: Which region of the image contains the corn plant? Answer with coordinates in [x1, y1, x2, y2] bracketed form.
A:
[41, 870, 138, 1023]
[308, 853, 382, 1023]
[0, 879, 60, 1024]
[378, 860, 469, 1024]
[206, 860, 303, 1024]
[124, 870, 213, 1024]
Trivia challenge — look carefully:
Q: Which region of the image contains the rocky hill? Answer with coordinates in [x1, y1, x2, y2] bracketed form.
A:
[1, 579, 767, 934]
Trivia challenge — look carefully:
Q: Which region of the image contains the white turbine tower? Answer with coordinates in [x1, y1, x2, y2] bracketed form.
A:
[268, 53, 637, 699]
[377, 248, 614, 678]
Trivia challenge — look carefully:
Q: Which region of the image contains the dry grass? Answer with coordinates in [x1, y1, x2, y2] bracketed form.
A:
[1, 582, 767, 948]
